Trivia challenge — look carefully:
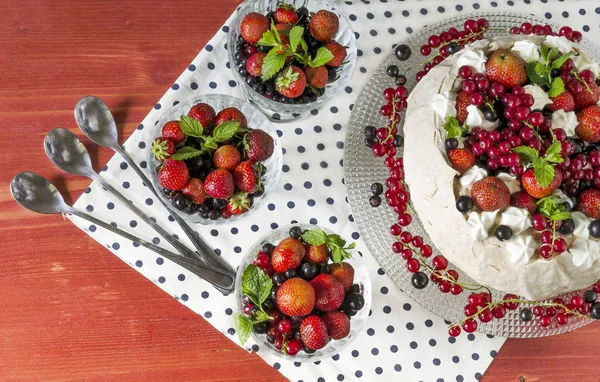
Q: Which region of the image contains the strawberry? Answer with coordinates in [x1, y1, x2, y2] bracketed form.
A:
[485, 49, 527, 89]
[309, 10, 339, 42]
[157, 158, 189, 191]
[300, 315, 329, 350]
[321, 311, 350, 340]
[329, 262, 354, 291]
[271, 237, 306, 273]
[576, 188, 600, 219]
[245, 129, 275, 161]
[274, 6, 298, 24]
[188, 103, 216, 129]
[470, 176, 511, 211]
[575, 105, 600, 143]
[181, 178, 206, 204]
[275, 66, 306, 99]
[233, 160, 258, 193]
[246, 52, 267, 78]
[455, 91, 471, 125]
[151, 137, 175, 162]
[521, 168, 562, 199]
[240, 12, 270, 45]
[213, 145, 241, 171]
[309, 274, 345, 312]
[573, 81, 599, 110]
[226, 191, 250, 215]
[305, 244, 329, 264]
[447, 148, 476, 174]
[547, 90, 575, 112]
[161, 121, 186, 144]
[204, 168, 234, 199]
[510, 190, 538, 214]
[323, 40, 346, 67]
[304, 65, 328, 89]
[215, 107, 248, 129]
[276, 278, 315, 317]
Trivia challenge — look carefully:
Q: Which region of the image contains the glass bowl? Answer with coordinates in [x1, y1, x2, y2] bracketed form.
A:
[235, 224, 372, 362]
[147, 94, 282, 225]
[227, 0, 357, 122]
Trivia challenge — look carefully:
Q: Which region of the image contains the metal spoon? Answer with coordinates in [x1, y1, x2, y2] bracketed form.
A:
[74, 96, 235, 276]
[10, 172, 235, 294]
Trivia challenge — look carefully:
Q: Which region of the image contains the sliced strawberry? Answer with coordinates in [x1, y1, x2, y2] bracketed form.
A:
[455, 91, 470, 125]
[448, 148, 476, 174]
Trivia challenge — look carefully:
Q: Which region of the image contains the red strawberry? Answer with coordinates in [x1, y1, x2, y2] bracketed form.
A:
[215, 107, 248, 129]
[309, 10, 339, 42]
[181, 178, 206, 204]
[271, 238, 306, 273]
[188, 103, 216, 129]
[510, 190, 538, 214]
[455, 91, 470, 125]
[240, 12, 270, 45]
[329, 262, 354, 291]
[274, 6, 298, 24]
[204, 168, 234, 199]
[233, 160, 258, 193]
[447, 148, 476, 174]
[213, 145, 241, 171]
[245, 129, 275, 161]
[547, 90, 575, 112]
[151, 137, 175, 162]
[521, 168, 562, 199]
[575, 105, 600, 143]
[470, 176, 511, 211]
[157, 158, 189, 191]
[275, 66, 306, 99]
[226, 191, 250, 215]
[310, 274, 345, 312]
[276, 278, 316, 317]
[304, 66, 328, 89]
[323, 40, 346, 67]
[300, 315, 329, 350]
[161, 121, 186, 144]
[576, 188, 600, 219]
[322, 311, 350, 340]
[246, 52, 267, 77]
[305, 244, 329, 264]
[573, 81, 599, 110]
[485, 49, 527, 89]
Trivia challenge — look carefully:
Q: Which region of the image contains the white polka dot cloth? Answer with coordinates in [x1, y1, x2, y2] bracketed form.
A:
[68, 1, 599, 381]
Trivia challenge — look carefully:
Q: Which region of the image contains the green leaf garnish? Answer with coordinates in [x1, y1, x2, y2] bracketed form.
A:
[526, 61, 550, 87]
[301, 229, 328, 245]
[537, 196, 572, 221]
[171, 146, 204, 160]
[443, 116, 464, 139]
[551, 52, 572, 69]
[261, 48, 288, 81]
[308, 47, 334, 67]
[548, 77, 565, 98]
[512, 146, 539, 163]
[544, 141, 564, 163]
[257, 29, 279, 47]
[532, 157, 555, 188]
[513, 142, 563, 188]
[289, 26, 304, 52]
[241, 264, 273, 307]
[540, 44, 550, 60]
[179, 115, 204, 138]
[233, 313, 253, 346]
[301, 229, 355, 264]
[212, 121, 240, 142]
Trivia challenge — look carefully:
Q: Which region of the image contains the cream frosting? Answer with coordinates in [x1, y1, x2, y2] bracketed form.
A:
[524, 84, 553, 111]
[552, 188, 573, 208]
[551, 110, 578, 137]
[467, 210, 498, 240]
[456, 47, 487, 73]
[499, 207, 530, 234]
[506, 235, 537, 265]
[497, 172, 521, 194]
[459, 165, 487, 189]
[572, 211, 592, 239]
[431, 91, 457, 120]
[511, 40, 540, 62]
[543, 35, 573, 54]
[569, 238, 600, 269]
[572, 53, 600, 79]
[465, 105, 497, 131]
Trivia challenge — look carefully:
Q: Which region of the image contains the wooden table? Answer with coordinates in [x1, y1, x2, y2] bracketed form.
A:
[1, 1, 598, 380]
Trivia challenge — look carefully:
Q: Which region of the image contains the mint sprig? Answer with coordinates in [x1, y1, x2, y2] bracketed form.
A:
[525, 45, 571, 89]
[536, 196, 572, 221]
[171, 146, 204, 160]
[443, 116, 469, 140]
[512, 141, 563, 188]
[301, 229, 356, 264]
[179, 115, 203, 138]
[235, 264, 274, 345]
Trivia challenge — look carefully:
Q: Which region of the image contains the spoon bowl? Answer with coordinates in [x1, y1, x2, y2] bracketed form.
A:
[75, 96, 120, 149]
[10, 172, 72, 215]
[44, 128, 95, 178]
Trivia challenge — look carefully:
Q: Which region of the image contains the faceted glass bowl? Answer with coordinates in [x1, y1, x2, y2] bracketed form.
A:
[235, 224, 372, 362]
[147, 94, 282, 226]
[227, 0, 357, 122]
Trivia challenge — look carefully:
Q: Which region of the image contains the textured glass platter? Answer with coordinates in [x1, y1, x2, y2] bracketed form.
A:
[344, 11, 600, 338]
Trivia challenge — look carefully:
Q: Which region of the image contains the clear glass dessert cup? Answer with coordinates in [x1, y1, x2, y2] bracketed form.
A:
[147, 94, 282, 226]
[227, 0, 357, 122]
[235, 224, 372, 362]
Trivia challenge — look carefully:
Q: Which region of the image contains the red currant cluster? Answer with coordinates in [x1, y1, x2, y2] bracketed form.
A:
[524, 286, 600, 328]
[562, 149, 600, 194]
[509, 22, 583, 43]
[417, 18, 492, 81]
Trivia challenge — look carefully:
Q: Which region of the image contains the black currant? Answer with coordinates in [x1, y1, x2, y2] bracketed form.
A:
[245, 75, 256, 85]
[185, 202, 198, 215]
[364, 136, 378, 148]
[253, 321, 268, 334]
[386, 64, 399, 78]
[270, 285, 278, 301]
[162, 188, 173, 199]
[208, 210, 220, 220]
[346, 293, 365, 310]
[557, 218, 575, 235]
[519, 308, 533, 322]
[285, 268, 298, 279]
[266, 334, 276, 344]
[445, 138, 459, 150]
[197, 203, 210, 214]
[446, 41, 461, 54]
[584, 289, 598, 304]
[262, 243, 275, 255]
[483, 109, 498, 122]
[172, 193, 190, 211]
[369, 195, 382, 207]
[242, 294, 252, 305]
[456, 195, 474, 213]
[364, 125, 377, 137]
[411, 272, 429, 289]
[393, 134, 404, 147]
[320, 263, 331, 274]
[494, 225, 513, 242]
[591, 302, 600, 319]
[301, 262, 319, 279]
[589, 220, 600, 239]
[394, 44, 411, 61]
[327, 66, 338, 82]
[304, 346, 316, 354]
[238, 66, 249, 77]
[273, 272, 286, 284]
[550, 68, 561, 77]
[349, 284, 361, 294]
[341, 303, 357, 317]
[289, 226, 303, 239]
[370, 182, 383, 195]
[395, 74, 407, 86]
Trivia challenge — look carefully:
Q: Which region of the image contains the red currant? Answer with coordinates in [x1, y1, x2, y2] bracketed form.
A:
[478, 309, 493, 323]
[520, 22, 533, 34]
[451, 284, 463, 295]
[462, 318, 478, 333]
[390, 224, 402, 236]
[539, 315, 551, 327]
[401, 248, 412, 260]
[432, 255, 448, 270]
[448, 325, 461, 337]
[492, 305, 507, 318]
[406, 258, 420, 273]
[420, 244, 433, 257]
[420, 44, 432, 56]
[556, 313, 568, 325]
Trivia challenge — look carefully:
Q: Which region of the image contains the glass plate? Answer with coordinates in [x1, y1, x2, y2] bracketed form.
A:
[344, 11, 599, 338]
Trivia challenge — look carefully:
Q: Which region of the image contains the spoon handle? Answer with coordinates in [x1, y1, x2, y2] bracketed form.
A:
[69, 209, 235, 294]
[114, 145, 236, 276]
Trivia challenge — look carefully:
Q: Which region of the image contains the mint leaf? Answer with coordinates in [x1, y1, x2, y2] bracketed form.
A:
[254, 310, 273, 323]
[270, 19, 282, 44]
[179, 115, 203, 138]
[532, 157, 555, 188]
[526, 62, 549, 87]
[552, 210, 572, 221]
[257, 272, 273, 306]
[548, 77, 565, 98]
[301, 229, 327, 245]
[547, 47, 560, 61]
[512, 146, 539, 163]
[257, 29, 279, 47]
[540, 44, 550, 61]
[331, 247, 343, 263]
[551, 52, 571, 69]
[289, 26, 304, 52]
[544, 141, 563, 163]
[233, 313, 253, 345]
[261, 49, 287, 80]
[309, 46, 334, 68]
[326, 234, 346, 249]
[537, 196, 571, 221]
[171, 146, 204, 160]
[201, 138, 218, 150]
[443, 116, 463, 139]
[345, 243, 356, 250]
[212, 121, 240, 142]
[241, 264, 273, 306]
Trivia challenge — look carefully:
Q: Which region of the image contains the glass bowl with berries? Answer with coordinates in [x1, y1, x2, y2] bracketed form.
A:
[234, 225, 372, 361]
[227, 0, 357, 122]
[148, 94, 282, 225]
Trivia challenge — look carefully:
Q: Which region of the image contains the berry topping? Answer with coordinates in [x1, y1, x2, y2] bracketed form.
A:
[448, 148, 476, 174]
[470, 176, 511, 211]
[485, 49, 527, 89]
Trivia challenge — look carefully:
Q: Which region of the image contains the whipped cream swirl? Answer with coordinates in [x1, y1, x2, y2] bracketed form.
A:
[499, 207, 530, 234]
[511, 40, 540, 62]
[551, 110, 578, 137]
[497, 172, 521, 194]
[457, 47, 487, 73]
[459, 166, 487, 189]
[431, 91, 457, 120]
[552, 188, 574, 208]
[524, 84, 552, 111]
[467, 210, 498, 241]
[506, 235, 537, 265]
[543, 35, 573, 54]
[465, 105, 498, 131]
[572, 211, 592, 239]
[572, 53, 600, 79]
[569, 238, 600, 269]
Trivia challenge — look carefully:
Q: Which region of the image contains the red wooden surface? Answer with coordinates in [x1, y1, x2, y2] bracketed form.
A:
[0, 1, 598, 380]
